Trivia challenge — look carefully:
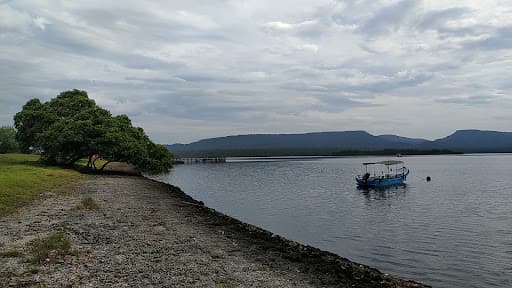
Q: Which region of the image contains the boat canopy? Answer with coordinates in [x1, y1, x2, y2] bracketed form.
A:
[362, 160, 403, 166]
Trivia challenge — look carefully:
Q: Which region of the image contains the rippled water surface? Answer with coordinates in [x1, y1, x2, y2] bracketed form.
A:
[154, 154, 512, 287]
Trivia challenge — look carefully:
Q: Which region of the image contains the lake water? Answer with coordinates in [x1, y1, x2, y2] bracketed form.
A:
[153, 154, 512, 288]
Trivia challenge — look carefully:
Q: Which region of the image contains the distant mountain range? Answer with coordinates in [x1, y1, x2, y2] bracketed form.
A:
[167, 130, 512, 157]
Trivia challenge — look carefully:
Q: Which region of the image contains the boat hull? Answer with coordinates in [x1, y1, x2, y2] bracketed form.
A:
[356, 162, 409, 188]
[356, 169, 409, 188]
[356, 176, 406, 187]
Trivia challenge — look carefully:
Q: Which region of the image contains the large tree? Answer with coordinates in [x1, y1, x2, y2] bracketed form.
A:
[0, 126, 19, 153]
[14, 89, 173, 173]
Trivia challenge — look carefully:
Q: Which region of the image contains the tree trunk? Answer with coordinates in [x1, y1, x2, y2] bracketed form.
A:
[87, 155, 92, 168]
[99, 161, 112, 171]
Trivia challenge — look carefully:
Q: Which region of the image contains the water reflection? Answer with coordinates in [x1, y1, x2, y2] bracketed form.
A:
[358, 184, 408, 201]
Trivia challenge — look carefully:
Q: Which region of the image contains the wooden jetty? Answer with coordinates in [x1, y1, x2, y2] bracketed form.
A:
[173, 157, 226, 164]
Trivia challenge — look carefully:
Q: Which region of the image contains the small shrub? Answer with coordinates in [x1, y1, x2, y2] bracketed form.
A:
[28, 232, 73, 264]
[29, 284, 49, 288]
[216, 279, 236, 288]
[25, 267, 40, 275]
[77, 196, 99, 210]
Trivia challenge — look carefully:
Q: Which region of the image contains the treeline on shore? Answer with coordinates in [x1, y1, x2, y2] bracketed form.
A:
[172, 148, 462, 158]
[332, 148, 461, 156]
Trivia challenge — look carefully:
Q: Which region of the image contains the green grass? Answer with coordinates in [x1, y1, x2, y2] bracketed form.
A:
[0, 153, 85, 215]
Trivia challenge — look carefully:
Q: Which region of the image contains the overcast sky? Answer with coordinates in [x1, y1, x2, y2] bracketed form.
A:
[1, 0, 511, 143]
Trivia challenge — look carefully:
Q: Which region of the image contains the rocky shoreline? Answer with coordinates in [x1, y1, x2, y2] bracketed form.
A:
[0, 174, 429, 287]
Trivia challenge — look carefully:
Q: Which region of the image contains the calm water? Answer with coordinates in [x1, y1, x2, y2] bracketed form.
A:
[153, 154, 512, 287]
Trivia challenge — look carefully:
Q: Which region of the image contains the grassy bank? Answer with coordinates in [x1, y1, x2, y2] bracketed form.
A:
[0, 153, 85, 215]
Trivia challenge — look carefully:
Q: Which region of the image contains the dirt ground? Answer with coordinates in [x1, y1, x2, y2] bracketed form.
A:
[0, 175, 428, 287]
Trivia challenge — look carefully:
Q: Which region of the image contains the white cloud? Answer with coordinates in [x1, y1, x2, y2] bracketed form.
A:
[33, 17, 50, 30]
[298, 43, 319, 53]
[263, 20, 318, 31]
[152, 9, 220, 30]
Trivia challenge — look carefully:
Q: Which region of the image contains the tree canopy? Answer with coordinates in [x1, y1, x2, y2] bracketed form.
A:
[0, 126, 19, 153]
[14, 89, 173, 173]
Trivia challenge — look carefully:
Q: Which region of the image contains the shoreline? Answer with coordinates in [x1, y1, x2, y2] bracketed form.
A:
[1, 174, 428, 287]
[145, 176, 427, 287]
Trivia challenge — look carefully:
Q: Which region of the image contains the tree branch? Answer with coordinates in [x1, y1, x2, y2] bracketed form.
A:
[99, 160, 112, 171]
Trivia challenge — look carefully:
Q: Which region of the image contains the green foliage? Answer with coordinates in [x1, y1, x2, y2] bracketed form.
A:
[13, 99, 45, 152]
[0, 154, 84, 215]
[0, 126, 19, 153]
[331, 149, 462, 156]
[14, 89, 173, 173]
[28, 232, 73, 264]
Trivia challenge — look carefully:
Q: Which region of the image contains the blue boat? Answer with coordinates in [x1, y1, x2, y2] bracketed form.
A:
[356, 160, 409, 187]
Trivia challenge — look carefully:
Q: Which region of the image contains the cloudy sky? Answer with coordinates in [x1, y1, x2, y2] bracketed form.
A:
[1, 0, 511, 143]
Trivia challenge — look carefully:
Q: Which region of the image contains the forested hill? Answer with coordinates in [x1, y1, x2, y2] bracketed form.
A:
[167, 130, 512, 157]
[170, 131, 418, 151]
[428, 130, 512, 152]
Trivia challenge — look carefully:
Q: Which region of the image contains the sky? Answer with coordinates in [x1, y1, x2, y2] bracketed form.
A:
[1, 0, 511, 144]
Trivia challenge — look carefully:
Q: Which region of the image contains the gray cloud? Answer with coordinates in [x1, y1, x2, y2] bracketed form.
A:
[417, 7, 470, 31]
[435, 95, 498, 105]
[358, 0, 421, 35]
[464, 27, 512, 50]
[1, 0, 512, 143]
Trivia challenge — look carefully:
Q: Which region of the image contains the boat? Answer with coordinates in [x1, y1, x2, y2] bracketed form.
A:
[356, 160, 409, 187]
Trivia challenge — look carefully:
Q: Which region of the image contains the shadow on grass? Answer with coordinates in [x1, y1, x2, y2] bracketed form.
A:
[75, 163, 141, 176]
[0, 153, 44, 167]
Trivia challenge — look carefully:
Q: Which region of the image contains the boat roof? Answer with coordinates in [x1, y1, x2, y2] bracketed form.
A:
[363, 160, 404, 166]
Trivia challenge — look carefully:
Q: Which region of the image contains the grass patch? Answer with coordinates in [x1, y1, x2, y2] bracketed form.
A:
[0, 249, 23, 258]
[74, 157, 125, 170]
[0, 153, 86, 215]
[216, 279, 237, 288]
[76, 196, 99, 210]
[24, 267, 40, 275]
[27, 232, 76, 264]
[29, 284, 49, 288]
[74, 157, 109, 169]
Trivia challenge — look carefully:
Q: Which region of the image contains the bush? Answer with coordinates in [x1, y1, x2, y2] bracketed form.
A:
[28, 232, 74, 263]
[0, 126, 18, 153]
[77, 196, 99, 210]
